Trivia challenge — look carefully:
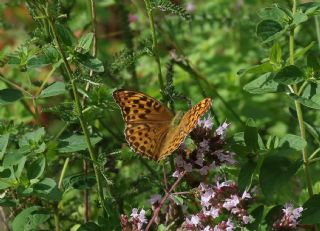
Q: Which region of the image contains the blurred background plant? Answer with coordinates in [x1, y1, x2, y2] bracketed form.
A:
[1, 0, 320, 230]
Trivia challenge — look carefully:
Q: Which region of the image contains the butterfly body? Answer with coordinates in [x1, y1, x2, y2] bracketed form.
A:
[113, 89, 212, 161]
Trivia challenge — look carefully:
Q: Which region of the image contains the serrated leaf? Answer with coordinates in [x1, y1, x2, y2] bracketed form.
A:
[0, 89, 23, 106]
[11, 206, 50, 231]
[243, 73, 283, 94]
[38, 82, 66, 98]
[279, 134, 307, 151]
[58, 134, 102, 153]
[274, 65, 304, 85]
[76, 53, 104, 72]
[256, 20, 283, 42]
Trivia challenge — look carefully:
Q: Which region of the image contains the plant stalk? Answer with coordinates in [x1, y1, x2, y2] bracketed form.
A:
[143, 0, 164, 92]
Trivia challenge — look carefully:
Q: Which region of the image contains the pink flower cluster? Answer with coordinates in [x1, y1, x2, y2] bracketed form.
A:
[173, 115, 236, 178]
[121, 208, 148, 231]
[273, 203, 303, 230]
[183, 181, 254, 230]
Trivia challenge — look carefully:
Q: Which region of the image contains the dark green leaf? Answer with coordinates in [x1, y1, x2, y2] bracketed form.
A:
[243, 73, 283, 94]
[0, 168, 15, 190]
[239, 62, 273, 77]
[259, 154, 301, 196]
[247, 205, 264, 230]
[0, 134, 9, 160]
[0, 89, 23, 106]
[11, 206, 50, 231]
[238, 161, 256, 192]
[33, 178, 62, 201]
[78, 222, 102, 231]
[256, 20, 283, 42]
[27, 54, 50, 68]
[27, 156, 46, 180]
[289, 93, 320, 109]
[301, 194, 320, 224]
[76, 53, 104, 72]
[244, 118, 259, 151]
[63, 174, 96, 190]
[38, 82, 66, 98]
[274, 65, 304, 84]
[56, 24, 75, 46]
[58, 134, 102, 153]
[0, 198, 18, 207]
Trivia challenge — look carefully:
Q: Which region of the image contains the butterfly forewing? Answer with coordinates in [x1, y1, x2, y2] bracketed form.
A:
[113, 89, 173, 159]
[158, 98, 212, 160]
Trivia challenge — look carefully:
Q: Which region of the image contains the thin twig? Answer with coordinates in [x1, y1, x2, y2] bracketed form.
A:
[145, 172, 186, 231]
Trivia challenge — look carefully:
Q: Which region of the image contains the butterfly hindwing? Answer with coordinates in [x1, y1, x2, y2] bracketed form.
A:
[158, 98, 212, 160]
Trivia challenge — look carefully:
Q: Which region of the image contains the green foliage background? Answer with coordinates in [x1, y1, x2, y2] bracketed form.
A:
[1, 0, 320, 230]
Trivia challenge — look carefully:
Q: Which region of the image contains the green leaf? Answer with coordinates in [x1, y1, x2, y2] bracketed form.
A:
[289, 93, 320, 109]
[291, 11, 308, 26]
[243, 73, 283, 94]
[300, 2, 320, 15]
[244, 118, 259, 151]
[11, 206, 50, 231]
[258, 7, 288, 23]
[0, 168, 15, 189]
[20, 127, 45, 146]
[265, 205, 282, 227]
[256, 20, 283, 42]
[0, 89, 23, 106]
[56, 24, 75, 46]
[279, 134, 307, 151]
[33, 178, 62, 201]
[172, 195, 184, 205]
[76, 32, 94, 54]
[27, 156, 46, 180]
[58, 134, 102, 153]
[259, 154, 301, 196]
[238, 161, 256, 192]
[292, 41, 315, 62]
[38, 82, 66, 98]
[63, 174, 96, 190]
[78, 222, 102, 231]
[301, 194, 320, 224]
[27, 54, 50, 68]
[247, 205, 264, 230]
[3, 147, 29, 167]
[0, 134, 9, 160]
[0, 198, 18, 207]
[76, 53, 104, 72]
[239, 62, 274, 77]
[274, 65, 304, 85]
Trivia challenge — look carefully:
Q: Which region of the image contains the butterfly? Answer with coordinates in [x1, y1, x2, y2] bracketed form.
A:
[113, 89, 212, 161]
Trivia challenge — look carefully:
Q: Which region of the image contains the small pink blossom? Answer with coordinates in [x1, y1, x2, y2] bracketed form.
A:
[199, 166, 210, 175]
[215, 121, 230, 136]
[172, 170, 183, 178]
[128, 14, 138, 23]
[223, 195, 240, 210]
[186, 2, 195, 12]
[198, 114, 214, 129]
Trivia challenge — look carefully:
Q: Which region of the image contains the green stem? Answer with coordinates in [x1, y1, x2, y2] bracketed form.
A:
[290, 0, 314, 197]
[143, 0, 164, 92]
[315, 16, 320, 49]
[46, 11, 105, 210]
[58, 157, 70, 189]
[309, 147, 320, 161]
